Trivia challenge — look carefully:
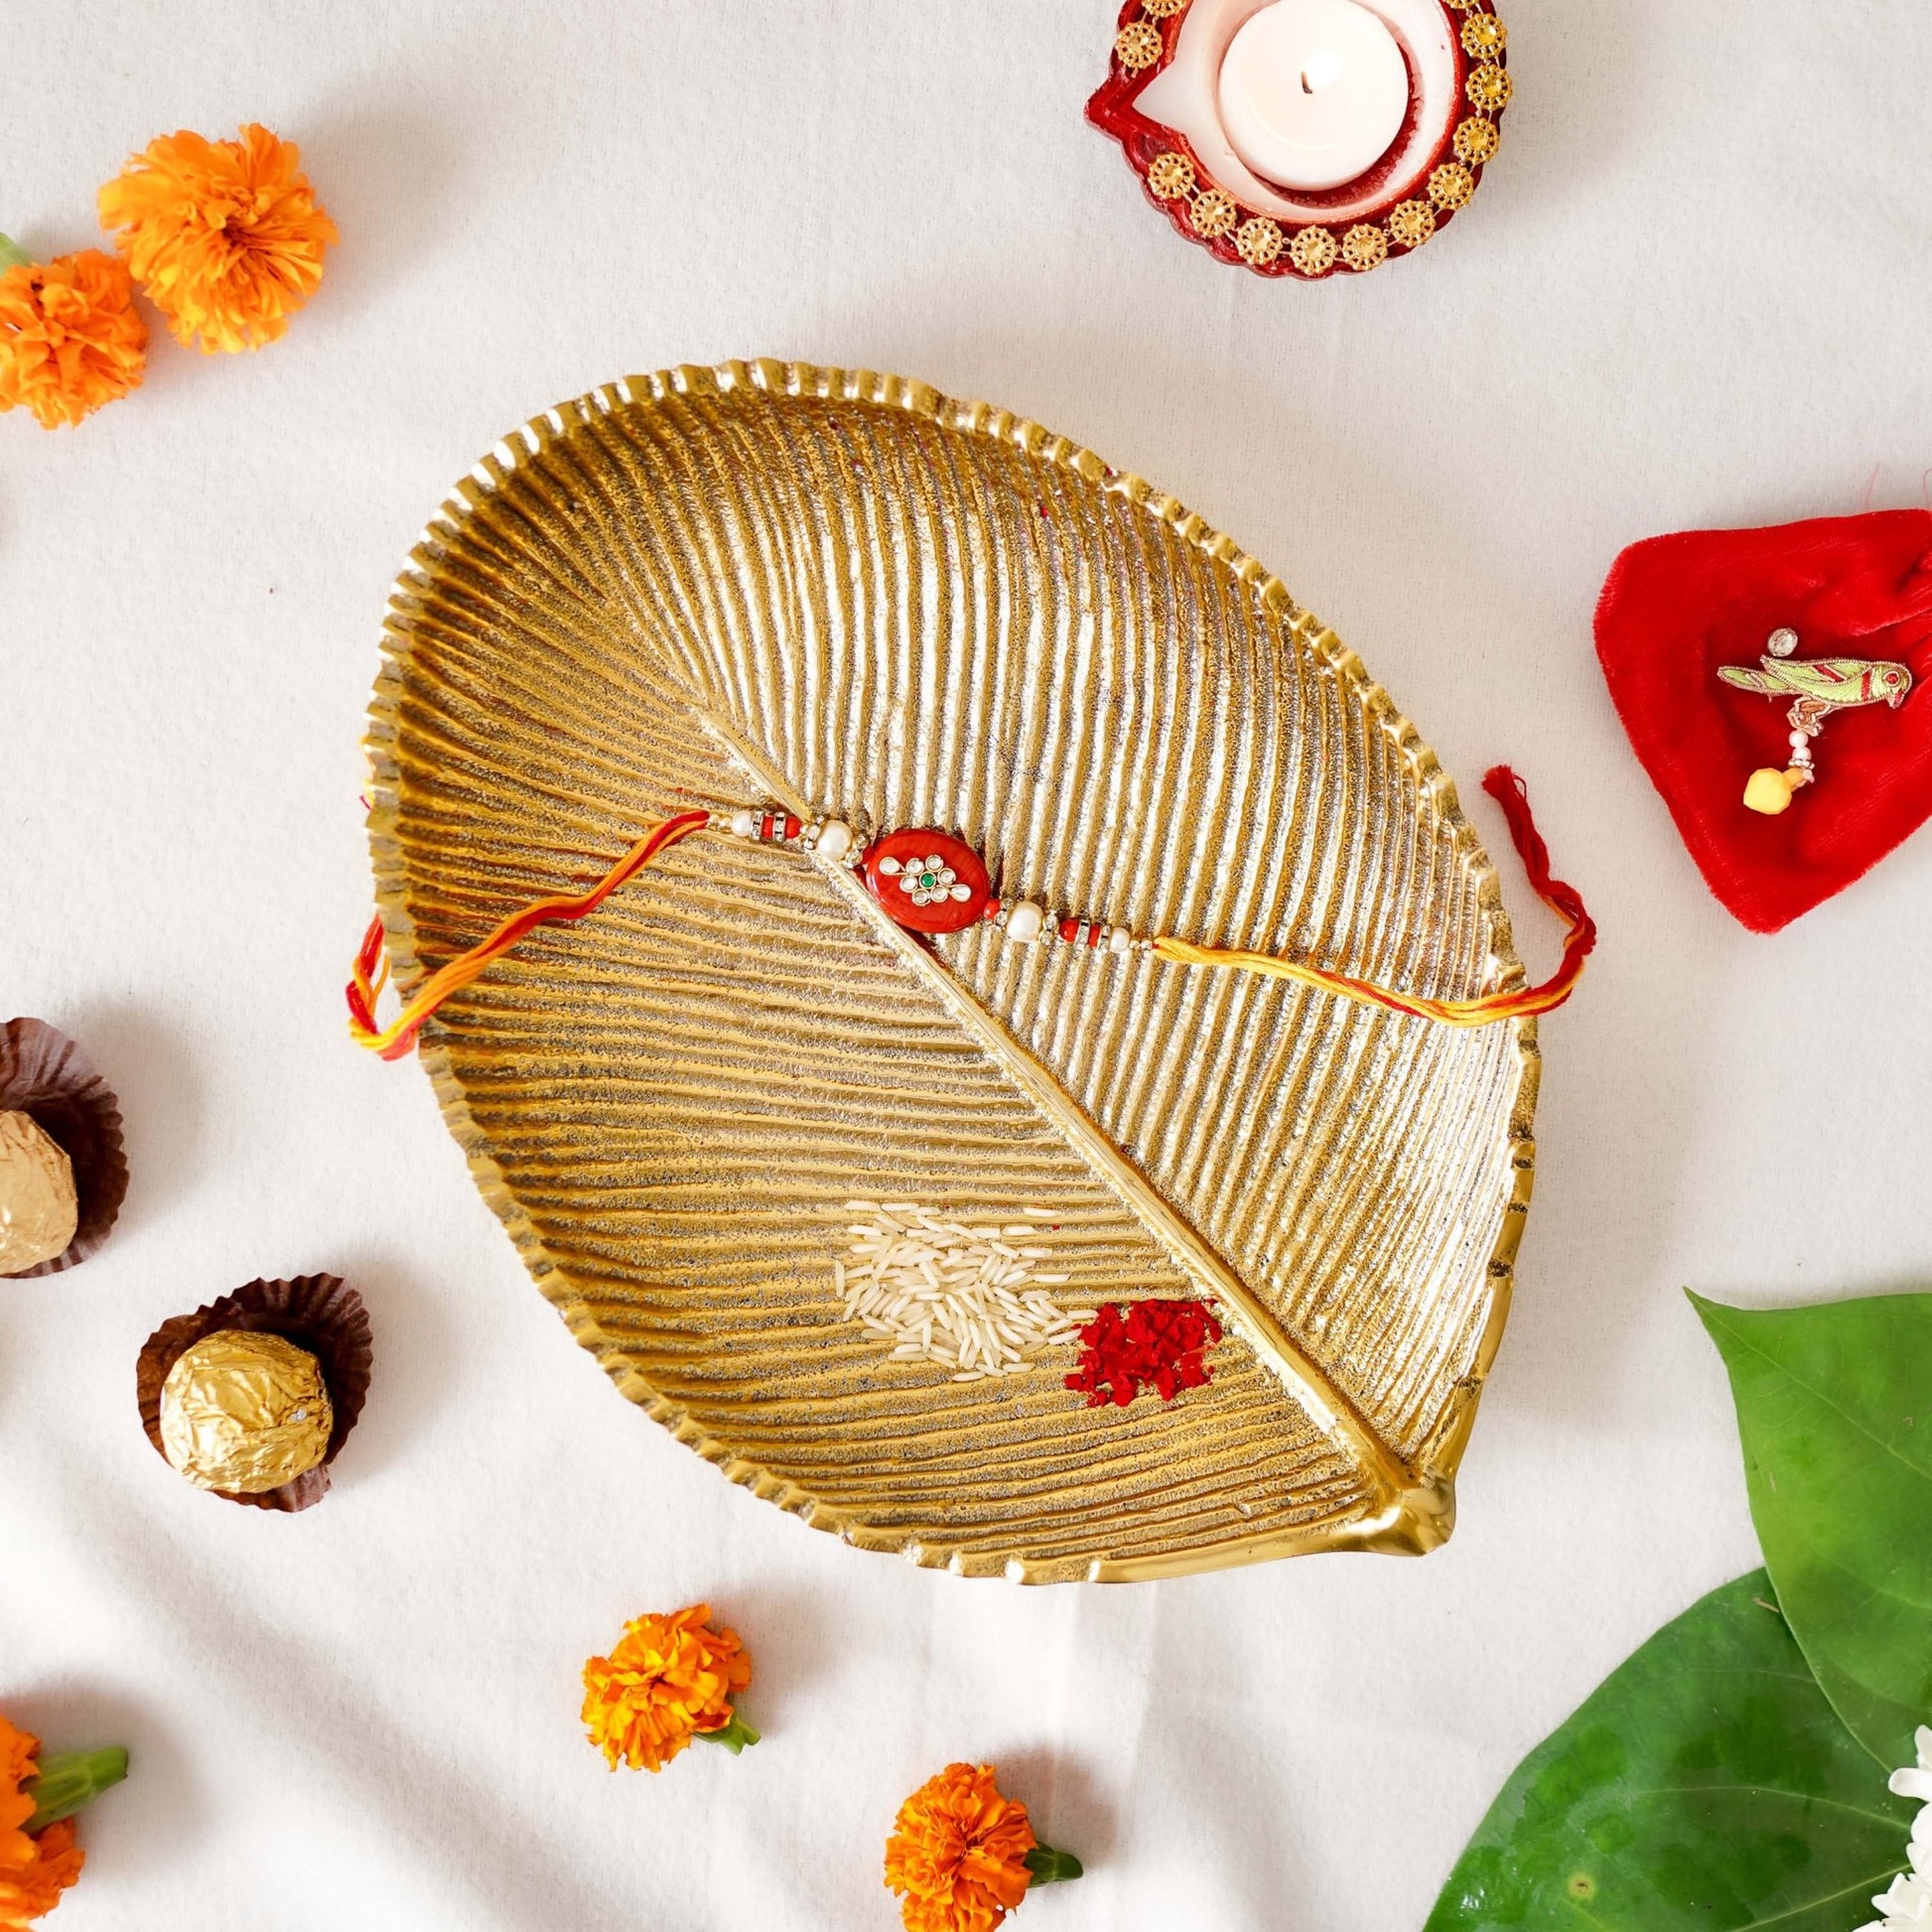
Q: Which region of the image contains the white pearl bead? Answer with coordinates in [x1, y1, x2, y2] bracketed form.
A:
[1006, 901, 1043, 943]
[729, 808, 756, 838]
[1788, 730, 1811, 750]
[814, 819, 854, 862]
[1108, 926, 1132, 954]
[1767, 627, 1800, 658]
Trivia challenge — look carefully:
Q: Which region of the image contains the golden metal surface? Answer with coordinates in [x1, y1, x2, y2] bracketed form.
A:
[365, 360, 1538, 1584]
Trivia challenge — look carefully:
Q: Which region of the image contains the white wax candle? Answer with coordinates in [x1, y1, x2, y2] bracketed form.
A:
[1217, 0, 1411, 193]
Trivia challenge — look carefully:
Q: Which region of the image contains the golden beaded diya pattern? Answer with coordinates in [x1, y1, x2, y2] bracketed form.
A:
[1090, 0, 1511, 280]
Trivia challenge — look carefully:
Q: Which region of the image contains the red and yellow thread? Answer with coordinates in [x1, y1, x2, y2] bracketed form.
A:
[346, 810, 711, 1059]
[347, 770, 1589, 1057]
[1153, 767, 1592, 1026]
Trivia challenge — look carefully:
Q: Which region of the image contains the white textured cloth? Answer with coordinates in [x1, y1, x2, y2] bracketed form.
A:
[5, 2, 1931, 1926]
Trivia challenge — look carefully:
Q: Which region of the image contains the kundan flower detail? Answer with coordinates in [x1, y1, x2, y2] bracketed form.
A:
[0, 240, 147, 430]
[97, 124, 337, 353]
[1858, 1724, 1932, 1931]
[0, 1714, 126, 1929]
[884, 1763, 1082, 1932]
[581, 1603, 758, 1772]
[876, 852, 974, 909]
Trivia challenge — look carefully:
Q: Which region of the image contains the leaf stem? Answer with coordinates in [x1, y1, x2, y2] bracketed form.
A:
[1025, 1844, 1084, 1885]
[24, 1747, 129, 1833]
[695, 1711, 760, 1755]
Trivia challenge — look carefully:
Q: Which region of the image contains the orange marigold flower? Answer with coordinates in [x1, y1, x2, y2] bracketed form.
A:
[581, 1603, 753, 1772]
[97, 123, 338, 353]
[885, 1763, 1037, 1932]
[0, 1820, 82, 1929]
[1, 1719, 39, 1871]
[0, 1719, 84, 1929]
[0, 247, 147, 430]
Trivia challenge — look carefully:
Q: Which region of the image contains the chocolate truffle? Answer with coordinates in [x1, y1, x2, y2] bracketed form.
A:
[0, 1108, 79, 1272]
[0, 1019, 127, 1277]
[137, 1274, 371, 1512]
[159, 1329, 335, 1494]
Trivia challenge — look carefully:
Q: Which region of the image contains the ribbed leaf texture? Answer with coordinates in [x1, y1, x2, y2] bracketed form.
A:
[366, 361, 1537, 1582]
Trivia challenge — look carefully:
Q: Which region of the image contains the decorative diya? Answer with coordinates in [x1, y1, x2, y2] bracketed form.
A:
[1089, 0, 1510, 278]
[361, 360, 1558, 1583]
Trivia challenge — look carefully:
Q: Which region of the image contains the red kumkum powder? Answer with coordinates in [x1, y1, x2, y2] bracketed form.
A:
[1065, 1299, 1221, 1408]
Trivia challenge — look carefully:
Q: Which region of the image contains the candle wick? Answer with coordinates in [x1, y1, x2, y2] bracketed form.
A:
[1301, 68, 1315, 94]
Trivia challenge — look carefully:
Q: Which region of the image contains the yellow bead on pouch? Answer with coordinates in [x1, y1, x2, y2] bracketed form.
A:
[1742, 768, 1803, 815]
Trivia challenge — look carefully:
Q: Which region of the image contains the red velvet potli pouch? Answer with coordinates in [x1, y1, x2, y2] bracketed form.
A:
[1595, 510, 1932, 931]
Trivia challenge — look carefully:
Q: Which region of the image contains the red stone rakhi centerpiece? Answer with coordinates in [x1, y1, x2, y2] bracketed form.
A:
[1088, 0, 1511, 279]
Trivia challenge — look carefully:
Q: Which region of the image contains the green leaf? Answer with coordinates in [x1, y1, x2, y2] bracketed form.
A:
[0, 233, 29, 275]
[1426, 1573, 1910, 1931]
[1693, 1290, 1932, 1768]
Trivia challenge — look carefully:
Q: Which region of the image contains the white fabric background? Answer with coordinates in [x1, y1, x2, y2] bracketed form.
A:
[5, 3, 1931, 1927]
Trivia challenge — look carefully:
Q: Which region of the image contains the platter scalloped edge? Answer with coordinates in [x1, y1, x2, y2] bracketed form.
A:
[363, 357, 1540, 1584]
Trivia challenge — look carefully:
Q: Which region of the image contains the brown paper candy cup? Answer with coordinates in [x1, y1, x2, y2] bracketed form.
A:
[136, 1275, 373, 1513]
[0, 1018, 128, 1279]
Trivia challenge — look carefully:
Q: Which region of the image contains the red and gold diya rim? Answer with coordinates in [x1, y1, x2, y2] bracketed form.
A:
[1088, 0, 1511, 279]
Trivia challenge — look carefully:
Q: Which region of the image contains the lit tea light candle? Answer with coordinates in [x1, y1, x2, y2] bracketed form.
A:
[1217, 0, 1411, 193]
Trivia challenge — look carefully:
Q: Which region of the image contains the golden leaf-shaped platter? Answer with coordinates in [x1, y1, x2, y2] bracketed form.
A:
[366, 360, 1537, 1584]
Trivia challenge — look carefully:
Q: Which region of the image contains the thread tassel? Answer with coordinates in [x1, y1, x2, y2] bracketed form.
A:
[347, 810, 713, 1058]
[1151, 765, 1593, 1025]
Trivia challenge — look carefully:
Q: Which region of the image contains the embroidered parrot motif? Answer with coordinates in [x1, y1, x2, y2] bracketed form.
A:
[1719, 654, 1913, 733]
[1717, 645, 1914, 813]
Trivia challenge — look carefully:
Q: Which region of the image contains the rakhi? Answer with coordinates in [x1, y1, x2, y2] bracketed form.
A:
[1595, 507, 1932, 932]
[347, 764, 1591, 1060]
[1720, 625, 1914, 815]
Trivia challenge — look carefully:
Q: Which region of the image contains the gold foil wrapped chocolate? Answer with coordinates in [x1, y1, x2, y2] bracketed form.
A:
[159, 1329, 335, 1494]
[0, 1019, 127, 1278]
[137, 1275, 370, 1513]
[0, 1108, 79, 1273]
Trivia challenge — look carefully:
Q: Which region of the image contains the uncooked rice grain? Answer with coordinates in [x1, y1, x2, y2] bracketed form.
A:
[833, 1202, 1093, 1381]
